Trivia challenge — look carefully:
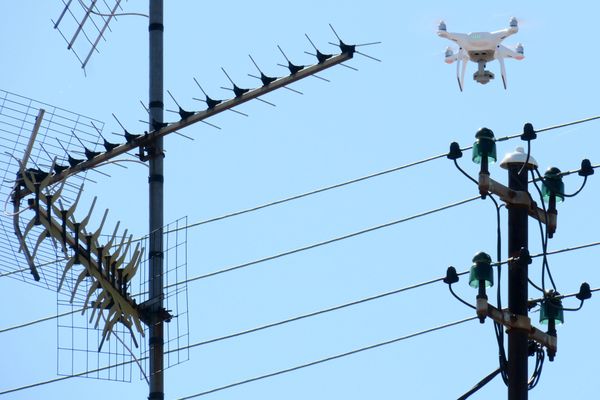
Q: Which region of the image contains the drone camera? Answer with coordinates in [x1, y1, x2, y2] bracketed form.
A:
[473, 70, 495, 85]
[444, 47, 453, 58]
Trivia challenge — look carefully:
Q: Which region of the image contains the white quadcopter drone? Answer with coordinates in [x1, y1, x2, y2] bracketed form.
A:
[437, 17, 524, 91]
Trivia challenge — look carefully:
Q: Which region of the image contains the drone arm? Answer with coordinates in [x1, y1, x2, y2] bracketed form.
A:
[437, 31, 469, 47]
[496, 44, 524, 60]
[490, 26, 518, 42]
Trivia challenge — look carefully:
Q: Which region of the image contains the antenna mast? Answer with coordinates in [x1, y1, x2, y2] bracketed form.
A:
[148, 1, 165, 399]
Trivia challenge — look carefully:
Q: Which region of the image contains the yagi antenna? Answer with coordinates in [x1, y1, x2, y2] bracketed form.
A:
[307, 32, 358, 72]
[90, 121, 120, 152]
[305, 33, 333, 64]
[277, 45, 305, 75]
[52, 0, 123, 71]
[71, 130, 102, 161]
[20, 27, 376, 192]
[166, 90, 195, 120]
[278, 44, 328, 82]
[192, 78, 223, 110]
[68, 133, 111, 177]
[112, 113, 141, 143]
[139, 100, 171, 131]
[248, 54, 278, 86]
[40, 144, 69, 175]
[221, 67, 275, 112]
[56, 137, 85, 168]
[220, 68, 250, 98]
[328, 24, 382, 62]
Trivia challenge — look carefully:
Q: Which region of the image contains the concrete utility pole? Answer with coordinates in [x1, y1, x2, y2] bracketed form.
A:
[502, 150, 534, 400]
[148, 1, 165, 399]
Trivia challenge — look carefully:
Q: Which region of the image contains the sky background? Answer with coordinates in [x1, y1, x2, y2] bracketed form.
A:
[1, 1, 600, 399]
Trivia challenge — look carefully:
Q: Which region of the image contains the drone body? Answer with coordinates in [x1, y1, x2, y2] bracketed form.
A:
[437, 17, 524, 91]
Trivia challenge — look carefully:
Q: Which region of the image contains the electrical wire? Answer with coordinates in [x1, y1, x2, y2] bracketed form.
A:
[165, 195, 480, 287]
[0, 270, 461, 335]
[457, 368, 501, 400]
[0, 355, 148, 396]
[450, 153, 510, 384]
[487, 194, 509, 385]
[0, 256, 597, 395]
[534, 114, 600, 134]
[175, 316, 478, 400]
[128, 113, 600, 240]
[448, 284, 476, 310]
[535, 239, 600, 258]
[3, 257, 598, 339]
[161, 152, 451, 235]
[0, 308, 82, 334]
[77, 0, 149, 18]
[170, 275, 453, 350]
[0, 316, 477, 397]
[531, 168, 558, 291]
[452, 159, 478, 185]
[528, 342, 545, 390]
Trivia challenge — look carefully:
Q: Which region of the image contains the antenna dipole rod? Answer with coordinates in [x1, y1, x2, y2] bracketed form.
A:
[68, 0, 97, 49]
[82, 0, 122, 68]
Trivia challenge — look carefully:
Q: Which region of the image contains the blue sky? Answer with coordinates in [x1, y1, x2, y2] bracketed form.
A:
[1, 1, 600, 399]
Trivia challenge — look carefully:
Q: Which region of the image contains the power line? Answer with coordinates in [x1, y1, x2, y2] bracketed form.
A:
[171, 152, 449, 230]
[175, 316, 478, 399]
[0, 308, 81, 334]
[0, 355, 148, 396]
[132, 113, 600, 240]
[166, 195, 481, 286]
[168, 275, 451, 351]
[0, 315, 474, 396]
[2, 283, 599, 396]
[0, 269, 457, 336]
[4, 236, 600, 336]
[533, 240, 600, 258]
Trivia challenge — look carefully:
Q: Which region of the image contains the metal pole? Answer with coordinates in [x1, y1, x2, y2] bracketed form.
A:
[148, 1, 164, 399]
[507, 165, 529, 400]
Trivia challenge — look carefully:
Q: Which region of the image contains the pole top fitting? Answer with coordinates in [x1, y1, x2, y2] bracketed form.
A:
[500, 146, 538, 170]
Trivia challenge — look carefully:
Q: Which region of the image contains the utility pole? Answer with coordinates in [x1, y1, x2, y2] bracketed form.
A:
[148, 1, 164, 399]
[448, 128, 594, 398]
[503, 150, 531, 400]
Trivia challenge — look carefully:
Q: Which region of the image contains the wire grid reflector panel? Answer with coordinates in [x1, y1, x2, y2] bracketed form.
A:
[0, 88, 103, 291]
[56, 263, 135, 382]
[139, 216, 190, 377]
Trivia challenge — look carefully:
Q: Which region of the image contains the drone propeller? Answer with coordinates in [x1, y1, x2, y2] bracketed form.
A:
[515, 43, 524, 58]
[438, 20, 447, 32]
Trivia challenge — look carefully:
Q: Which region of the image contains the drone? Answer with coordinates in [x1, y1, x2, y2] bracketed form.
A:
[437, 17, 524, 91]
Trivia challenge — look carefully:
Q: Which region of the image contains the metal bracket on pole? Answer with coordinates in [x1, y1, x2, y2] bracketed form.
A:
[479, 172, 557, 236]
[477, 298, 557, 354]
